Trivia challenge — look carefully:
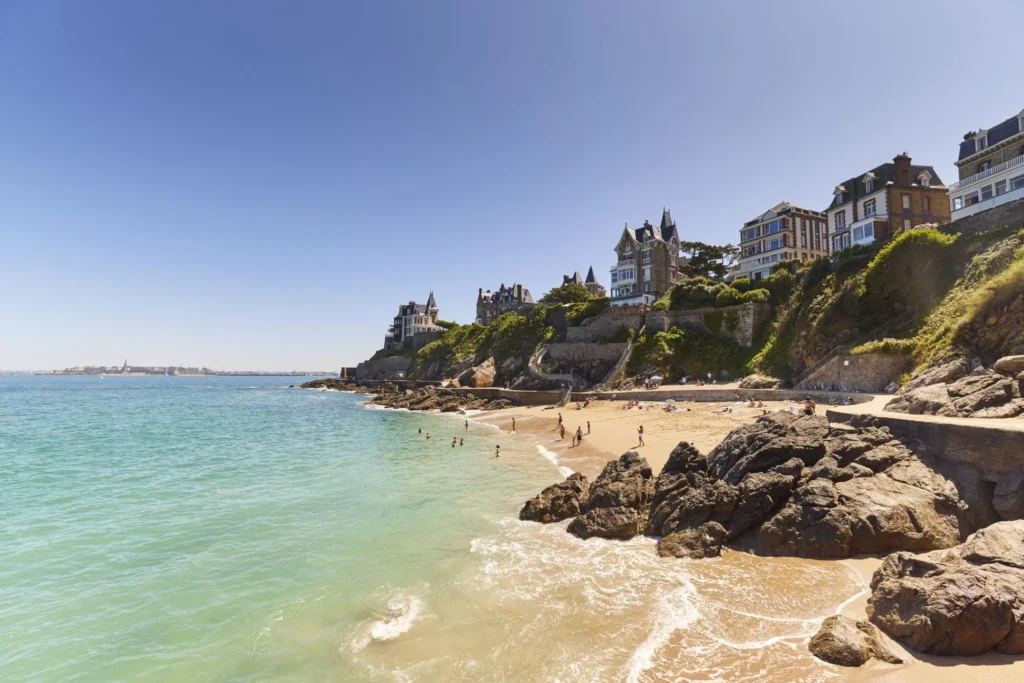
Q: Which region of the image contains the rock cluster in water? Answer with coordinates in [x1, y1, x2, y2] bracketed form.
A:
[371, 385, 512, 412]
[522, 412, 975, 560]
[886, 356, 1024, 419]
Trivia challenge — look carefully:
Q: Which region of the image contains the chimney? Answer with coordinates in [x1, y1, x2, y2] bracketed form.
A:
[893, 153, 912, 186]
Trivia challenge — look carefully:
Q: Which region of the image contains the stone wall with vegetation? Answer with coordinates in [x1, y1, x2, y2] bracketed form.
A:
[647, 302, 771, 348]
[565, 305, 645, 343]
[546, 342, 628, 363]
[355, 356, 412, 380]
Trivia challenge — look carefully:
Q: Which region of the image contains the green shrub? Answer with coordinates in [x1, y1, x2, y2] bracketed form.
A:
[731, 277, 753, 293]
[565, 297, 610, 325]
[628, 326, 752, 379]
[715, 287, 743, 307]
[850, 338, 916, 355]
[740, 288, 770, 304]
[540, 283, 593, 304]
[435, 320, 458, 330]
[763, 269, 796, 305]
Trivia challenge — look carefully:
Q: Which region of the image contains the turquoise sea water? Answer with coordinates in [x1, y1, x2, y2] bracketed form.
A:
[1, 376, 863, 682]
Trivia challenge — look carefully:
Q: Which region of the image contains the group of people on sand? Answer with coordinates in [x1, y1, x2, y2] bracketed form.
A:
[573, 399, 591, 410]
[557, 411, 590, 447]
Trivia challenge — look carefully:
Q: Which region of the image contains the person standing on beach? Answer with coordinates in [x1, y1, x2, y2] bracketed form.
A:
[575, 426, 583, 445]
[557, 412, 563, 429]
[512, 417, 516, 432]
[559, 424, 565, 440]
[587, 421, 591, 435]
[637, 425, 645, 447]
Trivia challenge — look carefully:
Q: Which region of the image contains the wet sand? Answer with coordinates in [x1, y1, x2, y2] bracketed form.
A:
[475, 397, 1024, 682]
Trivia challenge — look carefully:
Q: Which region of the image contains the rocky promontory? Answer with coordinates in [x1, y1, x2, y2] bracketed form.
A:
[886, 357, 1024, 419]
[370, 385, 512, 412]
[522, 412, 977, 559]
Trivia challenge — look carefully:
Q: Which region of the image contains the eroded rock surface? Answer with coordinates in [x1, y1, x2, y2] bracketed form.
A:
[887, 361, 1023, 419]
[809, 615, 903, 667]
[868, 521, 1024, 656]
[567, 452, 654, 540]
[519, 473, 589, 523]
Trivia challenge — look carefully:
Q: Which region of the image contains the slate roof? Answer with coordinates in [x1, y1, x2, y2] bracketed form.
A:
[426, 291, 437, 309]
[585, 266, 597, 284]
[958, 110, 1024, 162]
[827, 162, 945, 210]
[629, 208, 678, 243]
[563, 272, 584, 285]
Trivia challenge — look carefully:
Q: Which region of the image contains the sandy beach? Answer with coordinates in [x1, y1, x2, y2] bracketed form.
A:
[476, 397, 1024, 682]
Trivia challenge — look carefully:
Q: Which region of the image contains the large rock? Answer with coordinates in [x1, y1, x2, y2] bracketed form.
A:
[656, 522, 727, 559]
[994, 467, 1024, 521]
[899, 358, 969, 394]
[868, 521, 1024, 656]
[887, 368, 1018, 418]
[994, 355, 1024, 375]
[885, 383, 952, 414]
[646, 442, 709, 536]
[567, 452, 654, 540]
[809, 615, 903, 667]
[519, 473, 589, 523]
[707, 413, 829, 484]
[739, 374, 780, 389]
[456, 357, 496, 388]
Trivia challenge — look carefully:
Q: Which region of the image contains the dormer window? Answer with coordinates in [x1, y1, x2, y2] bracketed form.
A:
[861, 173, 877, 194]
[834, 186, 846, 205]
[918, 170, 932, 187]
[976, 134, 988, 152]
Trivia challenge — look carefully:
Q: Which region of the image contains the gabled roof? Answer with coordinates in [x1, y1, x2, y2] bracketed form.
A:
[827, 161, 945, 210]
[958, 109, 1024, 162]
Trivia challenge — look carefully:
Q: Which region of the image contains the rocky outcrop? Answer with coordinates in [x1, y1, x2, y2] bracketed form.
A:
[993, 355, 1024, 374]
[994, 467, 1024, 521]
[298, 378, 375, 392]
[868, 521, 1024, 656]
[370, 385, 511, 412]
[656, 522, 726, 559]
[898, 358, 969, 394]
[886, 364, 1023, 419]
[567, 452, 654, 540]
[809, 615, 903, 667]
[521, 412, 975, 561]
[519, 473, 589, 523]
[739, 374, 780, 389]
[456, 357, 496, 388]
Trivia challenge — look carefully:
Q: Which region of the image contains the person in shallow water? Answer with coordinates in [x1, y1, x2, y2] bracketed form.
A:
[495, 445, 500, 457]
[418, 428, 422, 434]
[464, 419, 468, 430]
[452, 437, 457, 447]
[426, 433, 431, 440]
[459, 438, 463, 447]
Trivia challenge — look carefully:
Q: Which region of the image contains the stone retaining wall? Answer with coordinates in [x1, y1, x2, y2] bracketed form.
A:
[565, 306, 645, 342]
[796, 352, 910, 393]
[940, 196, 1024, 237]
[646, 302, 771, 348]
[546, 342, 628, 363]
[355, 356, 412, 380]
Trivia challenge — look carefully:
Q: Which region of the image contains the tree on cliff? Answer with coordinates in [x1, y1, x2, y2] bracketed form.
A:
[540, 282, 594, 304]
[679, 241, 739, 280]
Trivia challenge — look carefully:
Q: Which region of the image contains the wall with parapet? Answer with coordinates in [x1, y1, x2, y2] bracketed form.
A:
[645, 302, 772, 348]
[546, 342, 628, 363]
[796, 352, 910, 392]
[565, 305, 645, 343]
[940, 196, 1024, 237]
[355, 356, 412, 380]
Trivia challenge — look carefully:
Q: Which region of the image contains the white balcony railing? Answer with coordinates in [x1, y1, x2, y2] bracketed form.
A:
[949, 154, 1024, 191]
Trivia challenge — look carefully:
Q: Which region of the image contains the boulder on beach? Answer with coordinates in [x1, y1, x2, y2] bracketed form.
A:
[738, 374, 780, 389]
[519, 473, 589, 523]
[809, 615, 903, 667]
[456, 357, 496, 389]
[567, 452, 654, 540]
[994, 355, 1024, 375]
[868, 521, 1024, 656]
[656, 522, 726, 559]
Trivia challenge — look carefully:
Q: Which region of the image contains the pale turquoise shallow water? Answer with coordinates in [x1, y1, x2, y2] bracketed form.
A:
[0, 376, 862, 682]
[0, 376, 559, 682]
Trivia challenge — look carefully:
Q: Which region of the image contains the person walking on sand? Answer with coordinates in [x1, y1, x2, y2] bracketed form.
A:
[559, 424, 565, 440]
[637, 425, 645, 447]
[587, 420, 591, 435]
[512, 417, 516, 433]
[557, 412, 563, 429]
[576, 426, 583, 445]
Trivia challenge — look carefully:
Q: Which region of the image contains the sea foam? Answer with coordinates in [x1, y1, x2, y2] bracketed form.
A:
[537, 445, 574, 477]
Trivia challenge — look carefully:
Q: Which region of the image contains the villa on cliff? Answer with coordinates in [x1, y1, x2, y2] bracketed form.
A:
[737, 202, 829, 281]
[948, 107, 1024, 221]
[562, 267, 606, 298]
[384, 292, 441, 351]
[609, 208, 680, 306]
[476, 283, 535, 325]
[827, 153, 950, 254]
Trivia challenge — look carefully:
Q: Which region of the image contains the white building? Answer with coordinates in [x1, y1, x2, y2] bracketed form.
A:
[948, 109, 1024, 221]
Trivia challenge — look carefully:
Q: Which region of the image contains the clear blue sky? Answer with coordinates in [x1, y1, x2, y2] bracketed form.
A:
[2, 0, 1021, 371]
